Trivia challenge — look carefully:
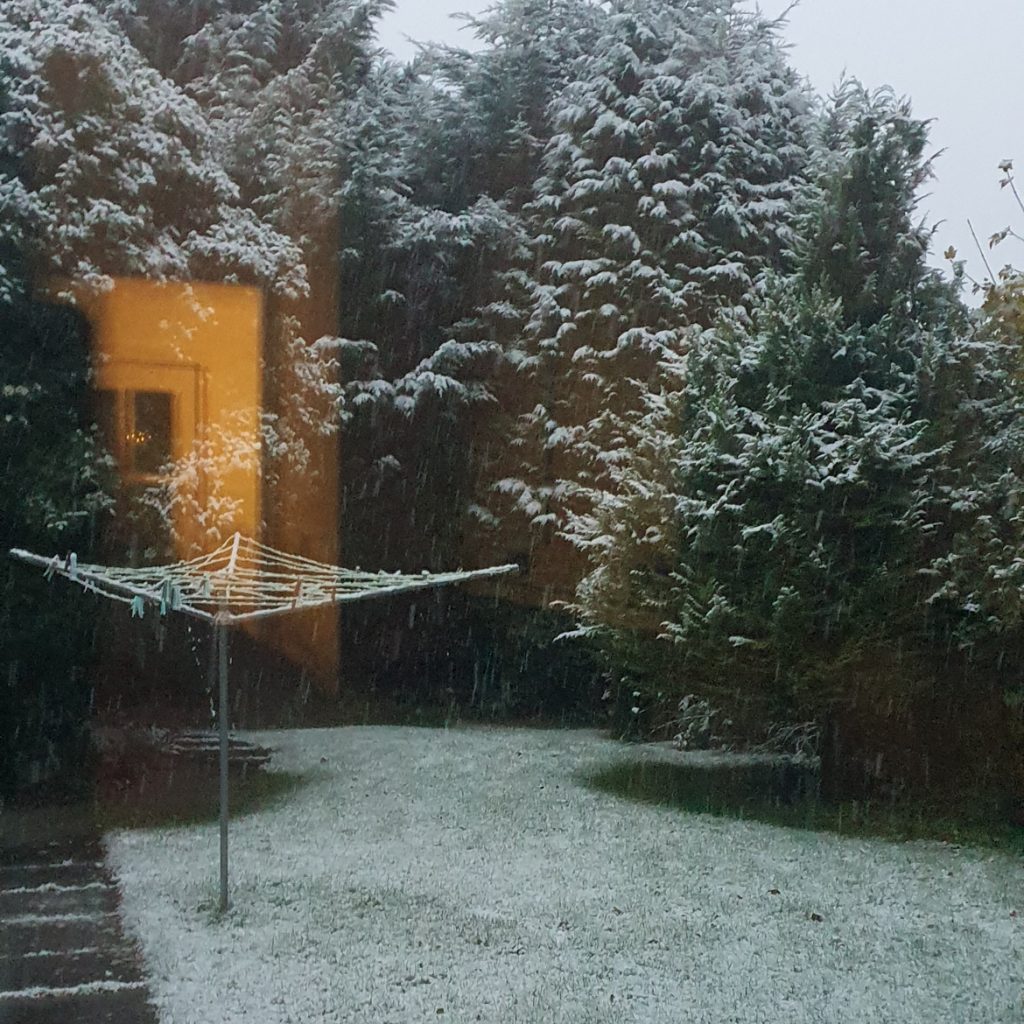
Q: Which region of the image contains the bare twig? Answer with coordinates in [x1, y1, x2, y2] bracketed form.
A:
[1006, 172, 1024, 220]
[968, 219, 996, 285]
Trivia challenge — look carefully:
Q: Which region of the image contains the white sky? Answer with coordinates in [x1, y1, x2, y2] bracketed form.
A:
[377, 0, 1024, 295]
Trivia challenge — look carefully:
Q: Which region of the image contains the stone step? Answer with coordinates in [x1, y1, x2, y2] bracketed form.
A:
[0, 862, 106, 890]
[0, 826, 157, 1024]
[0, 944, 143, 993]
[0, 840, 103, 869]
[3, 916, 123, 957]
[0, 983, 157, 1024]
[0, 885, 119, 919]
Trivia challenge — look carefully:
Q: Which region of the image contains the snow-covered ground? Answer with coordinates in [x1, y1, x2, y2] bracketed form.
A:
[106, 726, 1022, 1024]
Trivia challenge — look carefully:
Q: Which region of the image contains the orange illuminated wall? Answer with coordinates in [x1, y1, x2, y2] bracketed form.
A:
[72, 276, 340, 693]
[77, 278, 263, 557]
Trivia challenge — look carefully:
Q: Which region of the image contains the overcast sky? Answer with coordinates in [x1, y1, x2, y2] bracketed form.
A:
[377, 0, 1024, 296]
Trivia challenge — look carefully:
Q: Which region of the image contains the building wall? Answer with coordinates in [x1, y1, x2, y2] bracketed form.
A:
[79, 278, 263, 555]
[75, 276, 341, 695]
[261, 272, 342, 693]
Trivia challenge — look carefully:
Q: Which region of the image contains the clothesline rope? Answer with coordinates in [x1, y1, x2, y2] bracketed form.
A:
[9, 532, 519, 624]
[8, 531, 519, 915]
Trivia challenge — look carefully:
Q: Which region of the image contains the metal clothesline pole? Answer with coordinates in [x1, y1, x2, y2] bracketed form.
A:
[217, 610, 230, 913]
[218, 558, 238, 913]
[7, 538, 519, 913]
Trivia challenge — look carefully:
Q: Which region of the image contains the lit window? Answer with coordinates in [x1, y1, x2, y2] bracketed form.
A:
[98, 388, 174, 481]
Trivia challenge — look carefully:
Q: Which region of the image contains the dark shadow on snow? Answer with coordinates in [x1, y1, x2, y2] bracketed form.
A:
[95, 768, 308, 832]
[584, 757, 1024, 855]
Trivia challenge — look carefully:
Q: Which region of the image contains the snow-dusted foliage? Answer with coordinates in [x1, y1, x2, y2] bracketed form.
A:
[333, 150, 525, 564]
[101, 0, 404, 511]
[411, 0, 600, 212]
[968, 159, 1024, 351]
[332, 0, 589, 569]
[0, 0, 303, 295]
[799, 79, 939, 326]
[0, 0, 411, 551]
[628, 286, 944, 716]
[572, 84, 1024, 797]
[468, 0, 813, 590]
[140, 413, 262, 557]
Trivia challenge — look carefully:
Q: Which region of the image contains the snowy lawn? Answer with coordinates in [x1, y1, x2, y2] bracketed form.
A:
[106, 726, 1022, 1024]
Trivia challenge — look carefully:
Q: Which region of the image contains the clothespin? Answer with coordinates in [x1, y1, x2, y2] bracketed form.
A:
[160, 578, 173, 615]
[130, 595, 145, 619]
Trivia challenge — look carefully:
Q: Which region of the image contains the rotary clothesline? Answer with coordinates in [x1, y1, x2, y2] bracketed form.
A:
[9, 532, 520, 623]
[9, 533, 519, 912]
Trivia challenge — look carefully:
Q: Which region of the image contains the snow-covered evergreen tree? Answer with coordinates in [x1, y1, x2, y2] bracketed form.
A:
[574, 82, 1024, 800]
[468, 0, 813, 599]
[410, 0, 599, 213]
[0, 0, 303, 295]
[328, 0, 597, 571]
[573, 81, 944, 682]
[0, 57, 114, 796]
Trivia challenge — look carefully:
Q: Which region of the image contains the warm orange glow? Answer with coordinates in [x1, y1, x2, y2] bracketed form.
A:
[59, 276, 341, 693]
[77, 278, 263, 557]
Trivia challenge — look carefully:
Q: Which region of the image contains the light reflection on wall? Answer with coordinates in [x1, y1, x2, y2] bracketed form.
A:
[72, 276, 340, 693]
[79, 278, 263, 555]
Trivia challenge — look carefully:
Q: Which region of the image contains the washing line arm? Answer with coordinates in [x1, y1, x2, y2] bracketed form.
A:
[8, 547, 218, 623]
[229, 561, 524, 622]
[224, 563, 521, 624]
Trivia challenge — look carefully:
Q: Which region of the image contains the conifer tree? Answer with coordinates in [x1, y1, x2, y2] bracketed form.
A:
[332, 0, 597, 570]
[574, 82, 1024, 802]
[0, 0, 304, 293]
[469, 0, 813, 599]
[411, 0, 599, 212]
[0, 62, 112, 796]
